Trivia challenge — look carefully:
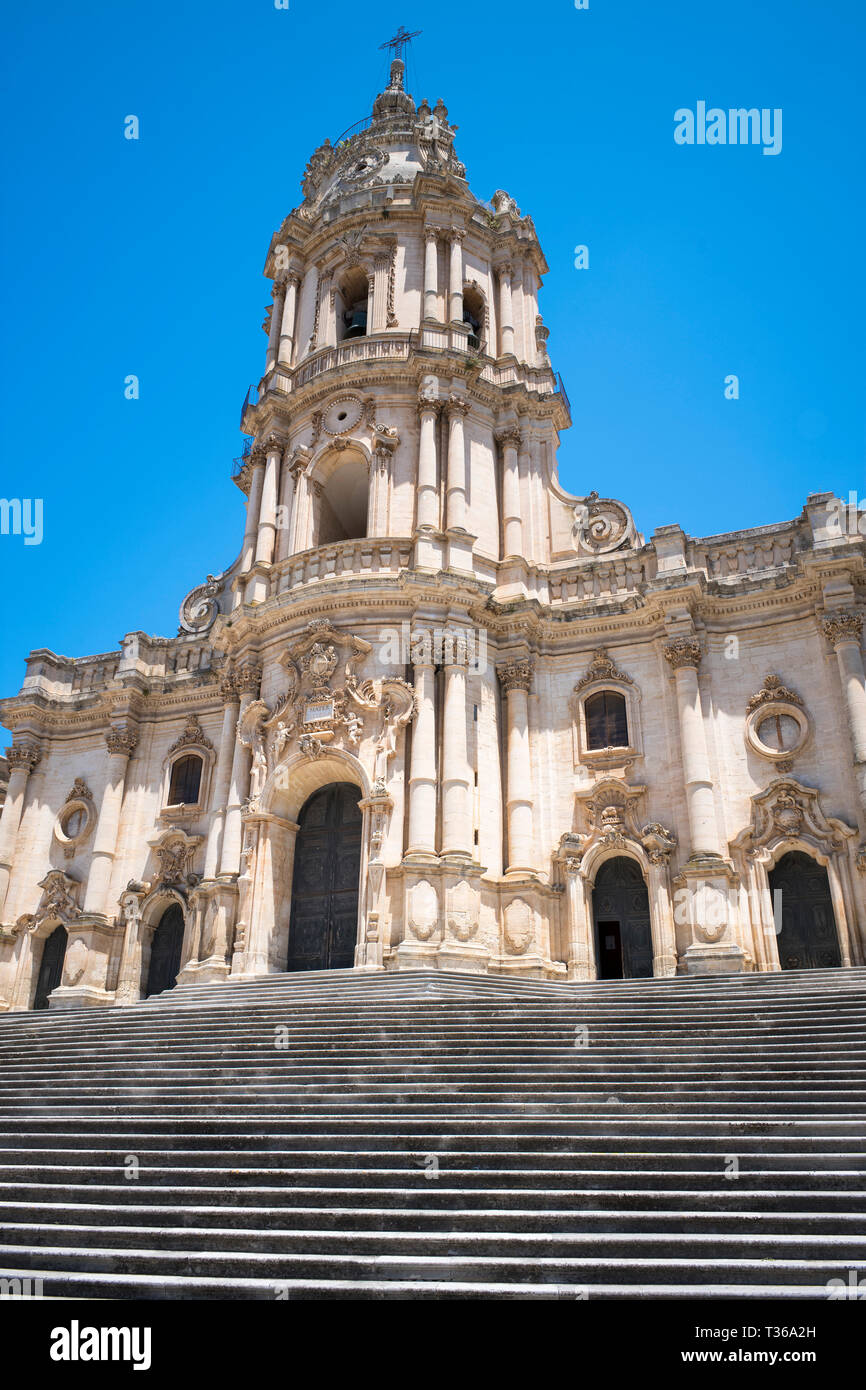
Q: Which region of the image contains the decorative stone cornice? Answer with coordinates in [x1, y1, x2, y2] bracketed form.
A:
[746, 673, 804, 712]
[106, 726, 138, 757]
[6, 742, 41, 772]
[575, 648, 633, 690]
[168, 714, 214, 755]
[641, 822, 678, 866]
[822, 612, 863, 648]
[66, 777, 92, 803]
[663, 637, 703, 671]
[497, 659, 533, 694]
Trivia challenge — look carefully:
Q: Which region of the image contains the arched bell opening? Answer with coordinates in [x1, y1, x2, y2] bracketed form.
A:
[336, 266, 369, 342]
[286, 783, 363, 972]
[462, 282, 485, 351]
[768, 850, 842, 970]
[315, 456, 369, 544]
[33, 924, 68, 1010]
[591, 855, 653, 979]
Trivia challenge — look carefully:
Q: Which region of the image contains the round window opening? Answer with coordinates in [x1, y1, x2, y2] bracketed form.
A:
[337, 411, 347, 421]
[756, 712, 801, 753]
[61, 807, 86, 839]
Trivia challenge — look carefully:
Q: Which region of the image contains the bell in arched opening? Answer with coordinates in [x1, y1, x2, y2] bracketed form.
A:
[343, 304, 368, 340]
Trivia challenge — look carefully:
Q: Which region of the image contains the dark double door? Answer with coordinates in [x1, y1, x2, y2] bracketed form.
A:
[768, 852, 841, 970]
[287, 783, 362, 972]
[34, 925, 67, 1010]
[592, 856, 653, 979]
[145, 903, 185, 997]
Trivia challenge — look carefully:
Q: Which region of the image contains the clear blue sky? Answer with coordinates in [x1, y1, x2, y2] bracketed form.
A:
[1, 0, 863, 735]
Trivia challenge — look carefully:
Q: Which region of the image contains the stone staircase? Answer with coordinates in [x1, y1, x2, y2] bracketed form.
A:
[0, 966, 864, 1299]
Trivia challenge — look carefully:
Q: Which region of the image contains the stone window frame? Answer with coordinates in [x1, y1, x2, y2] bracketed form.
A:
[744, 699, 810, 766]
[159, 741, 215, 822]
[53, 795, 96, 859]
[571, 677, 643, 770]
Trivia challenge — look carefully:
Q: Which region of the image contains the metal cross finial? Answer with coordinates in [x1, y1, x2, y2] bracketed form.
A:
[379, 26, 422, 63]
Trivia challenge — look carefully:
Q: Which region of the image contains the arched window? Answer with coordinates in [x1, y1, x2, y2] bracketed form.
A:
[337, 267, 369, 342]
[168, 754, 203, 806]
[585, 690, 629, 750]
[316, 458, 369, 544]
[462, 283, 485, 350]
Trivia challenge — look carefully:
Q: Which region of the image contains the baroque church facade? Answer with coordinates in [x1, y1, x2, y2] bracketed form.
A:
[1, 57, 865, 1010]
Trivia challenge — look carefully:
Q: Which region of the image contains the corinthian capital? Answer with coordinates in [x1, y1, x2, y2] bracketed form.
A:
[106, 726, 138, 757]
[822, 611, 863, 649]
[6, 742, 41, 772]
[235, 659, 263, 695]
[495, 426, 521, 450]
[497, 659, 533, 693]
[663, 638, 703, 671]
[447, 394, 470, 418]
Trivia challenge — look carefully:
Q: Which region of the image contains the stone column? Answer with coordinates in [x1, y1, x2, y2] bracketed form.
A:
[219, 661, 261, 878]
[406, 635, 437, 856]
[82, 727, 138, 917]
[441, 645, 472, 858]
[448, 230, 464, 323]
[423, 227, 439, 319]
[240, 448, 266, 574]
[203, 674, 242, 880]
[255, 434, 285, 567]
[497, 426, 523, 558]
[0, 743, 41, 919]
[498, 659, 535, 874]
[563, 856, 595, 980]
[646, 855, 678, 977]
[278, 272, 300, 367]
[822, 612, 866, 815]
[416, 398, 440, 530]
[114, 889, 145, 1005]
[266, 277, 286, 374]
[445, 396, 469, 532]
[496, 262, 514, 357]
[372, 254, 390, 333]
[663, 638, 722, 858]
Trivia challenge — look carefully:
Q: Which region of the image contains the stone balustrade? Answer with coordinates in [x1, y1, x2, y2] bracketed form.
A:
[548, 553, 656, 605]
[274, 536, 414, 598]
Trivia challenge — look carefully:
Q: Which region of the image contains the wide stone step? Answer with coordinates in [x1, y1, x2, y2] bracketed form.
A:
[1, 1147, 862, 1173]
[3, 1129, 865, 1152]
[2, 1179, 860, 1210]
[0, 1164, 860, 1190]
[3, 1221, 865, 1263]
[2, 1200, 861, 1235]
[0, 1266, 839, 1300]
[0, 1242, 857, 1286]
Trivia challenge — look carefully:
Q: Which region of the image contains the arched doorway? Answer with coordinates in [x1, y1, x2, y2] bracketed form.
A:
[592, 856, 653, 979]
[768, 851, 841, 970]
[34, 925, 67, 1010]
[145, 902, 185, 997]
[287, 782, 362, 971]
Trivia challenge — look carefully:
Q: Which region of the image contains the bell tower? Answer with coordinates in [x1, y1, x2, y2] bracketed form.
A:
[234, 33, 570, 609]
